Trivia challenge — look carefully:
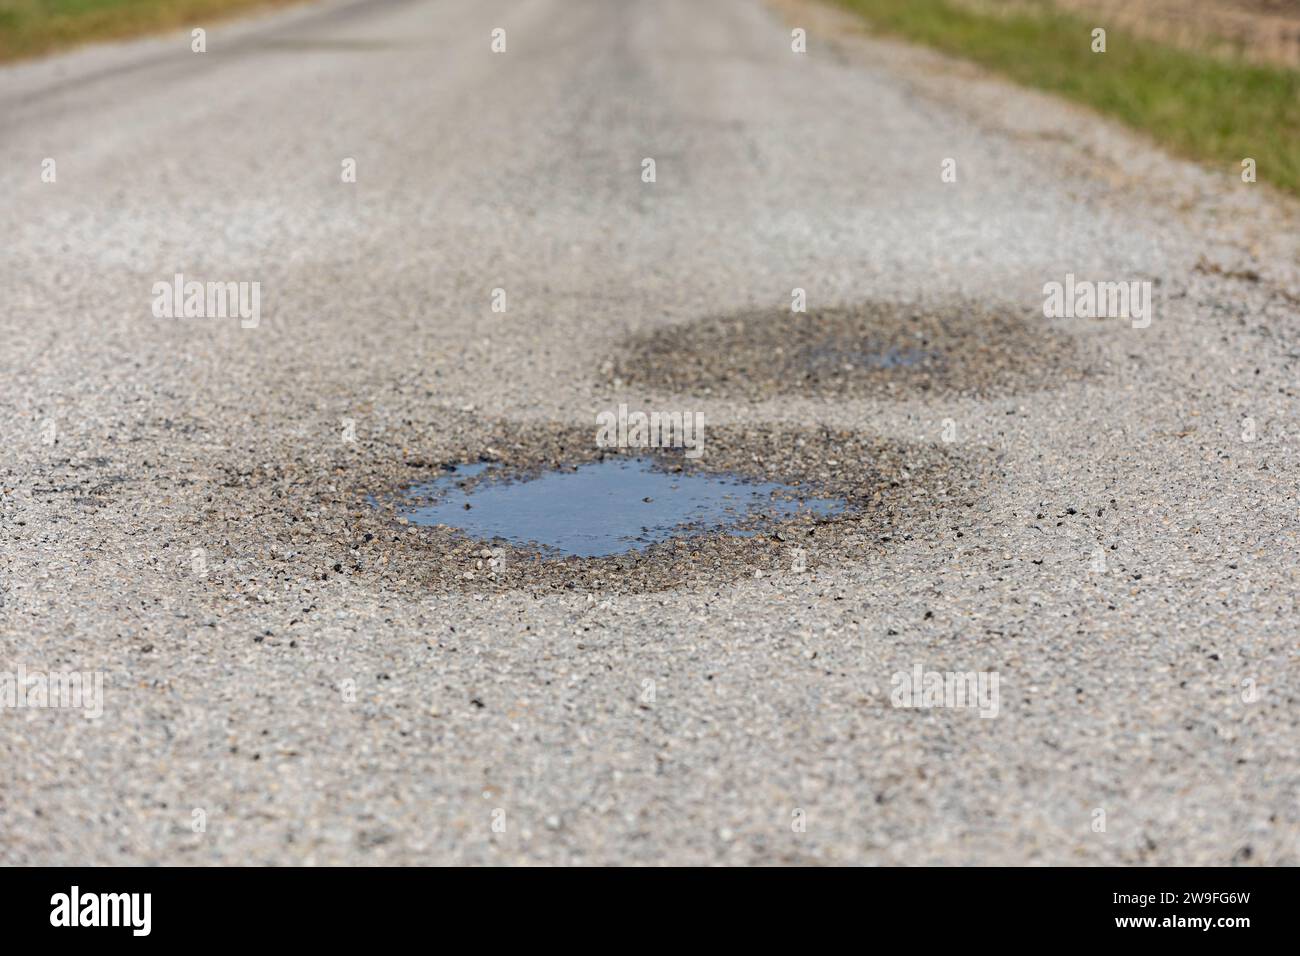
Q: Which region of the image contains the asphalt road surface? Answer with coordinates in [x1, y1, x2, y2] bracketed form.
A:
[2, 0, 1297, 864]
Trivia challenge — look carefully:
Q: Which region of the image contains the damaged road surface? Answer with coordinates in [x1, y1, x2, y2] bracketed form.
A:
[2, 0, 1298, 867]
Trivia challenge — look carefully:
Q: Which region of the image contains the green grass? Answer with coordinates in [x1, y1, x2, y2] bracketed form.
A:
[0, 0, 307, 61]
[836, 0, 1300, 197]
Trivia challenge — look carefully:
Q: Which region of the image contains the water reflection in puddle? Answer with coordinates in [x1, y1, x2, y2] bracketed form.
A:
[399, 458, 845, 558]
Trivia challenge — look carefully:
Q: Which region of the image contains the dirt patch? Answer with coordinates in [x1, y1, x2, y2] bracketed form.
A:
[1046, 0, 1300, 68]
[610, 300, 1085, 401]
[928, 0, 1300, 68]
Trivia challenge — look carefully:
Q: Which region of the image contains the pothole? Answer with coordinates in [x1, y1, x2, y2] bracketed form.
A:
[396, 457, 848, 558]
[610, 300, 1084, 400]
[335, 419, 982, 593]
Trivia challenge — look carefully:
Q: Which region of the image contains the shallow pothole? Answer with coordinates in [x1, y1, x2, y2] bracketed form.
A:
[336, 419, 982, 593]
[397, 457, 848, 558]
[610, 299, 1085, 400]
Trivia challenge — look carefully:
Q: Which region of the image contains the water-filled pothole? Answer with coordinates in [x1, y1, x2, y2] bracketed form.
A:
[398, 457, 846, 557]
[611, 300, 1083, 399]
[309, 417, 979, 593]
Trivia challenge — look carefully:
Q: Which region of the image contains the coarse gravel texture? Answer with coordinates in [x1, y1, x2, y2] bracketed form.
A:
[0, 0, 1297, 865]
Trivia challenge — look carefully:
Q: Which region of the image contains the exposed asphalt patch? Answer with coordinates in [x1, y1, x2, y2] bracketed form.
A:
[610, 300, 1086, 400]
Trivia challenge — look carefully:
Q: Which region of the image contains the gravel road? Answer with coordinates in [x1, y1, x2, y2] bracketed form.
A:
[1, 0, 1297, 865]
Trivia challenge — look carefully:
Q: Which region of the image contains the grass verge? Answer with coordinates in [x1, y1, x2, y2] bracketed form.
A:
[835, 0, 1300, 197]
[0, 0, 310, 63]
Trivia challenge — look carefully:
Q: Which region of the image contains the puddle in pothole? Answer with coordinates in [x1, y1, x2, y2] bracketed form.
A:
[397, 458, 846, 558]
